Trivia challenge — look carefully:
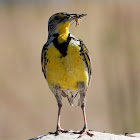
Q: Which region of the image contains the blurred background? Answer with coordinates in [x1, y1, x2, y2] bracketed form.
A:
[0, 0, 140, 139]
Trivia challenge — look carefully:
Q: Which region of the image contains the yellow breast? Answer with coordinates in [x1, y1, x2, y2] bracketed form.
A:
[46, 42, 88, 90]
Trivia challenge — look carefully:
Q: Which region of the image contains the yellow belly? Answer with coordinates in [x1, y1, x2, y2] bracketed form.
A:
[46, 42, 88, 90]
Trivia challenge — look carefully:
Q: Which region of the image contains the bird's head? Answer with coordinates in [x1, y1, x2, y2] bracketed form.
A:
[48, 12, 87, 36]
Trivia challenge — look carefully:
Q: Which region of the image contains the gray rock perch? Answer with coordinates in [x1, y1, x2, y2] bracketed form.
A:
[29, 131, 140, 140]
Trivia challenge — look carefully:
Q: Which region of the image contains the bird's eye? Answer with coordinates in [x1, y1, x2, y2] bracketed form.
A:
[54, 16, 59, 20]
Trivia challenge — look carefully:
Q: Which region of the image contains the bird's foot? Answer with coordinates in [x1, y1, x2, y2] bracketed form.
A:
[73, 129, 94, 138]
[49, 128, 69, 136]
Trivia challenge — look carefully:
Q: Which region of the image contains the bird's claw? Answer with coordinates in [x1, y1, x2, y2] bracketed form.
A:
[49, 129, 69, 136]
[73, 129, 94, 138]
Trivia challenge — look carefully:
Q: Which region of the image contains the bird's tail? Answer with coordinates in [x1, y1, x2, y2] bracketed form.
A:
[67, 92, 80, 106]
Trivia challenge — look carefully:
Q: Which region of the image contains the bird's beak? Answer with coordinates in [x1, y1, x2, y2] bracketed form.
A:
[67, 14, 87, 21]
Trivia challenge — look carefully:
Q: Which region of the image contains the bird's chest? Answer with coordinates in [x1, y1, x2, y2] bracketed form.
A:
[46, 43, 88, 90]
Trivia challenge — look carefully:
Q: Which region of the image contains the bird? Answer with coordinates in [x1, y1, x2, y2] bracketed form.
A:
[41, 12, 93, 138]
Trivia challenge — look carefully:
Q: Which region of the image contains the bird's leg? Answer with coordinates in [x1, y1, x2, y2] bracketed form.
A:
[81, 105, 87, 132]
[73, 82, 94, 137]
[55, 104, 68, 134]
[73, 105, 94, 137]
[81, 105, 94, 137]
[50, 103, 68, 135]
[56, 104, 62, 131]
[49, 86, 68, 135]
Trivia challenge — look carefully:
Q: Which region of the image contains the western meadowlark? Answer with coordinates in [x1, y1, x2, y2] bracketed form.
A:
[41, 12, 93, 137]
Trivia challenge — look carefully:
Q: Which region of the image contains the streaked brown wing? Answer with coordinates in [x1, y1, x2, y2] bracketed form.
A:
[79, 40, 92, 85]
[41, 43, 48, 79]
